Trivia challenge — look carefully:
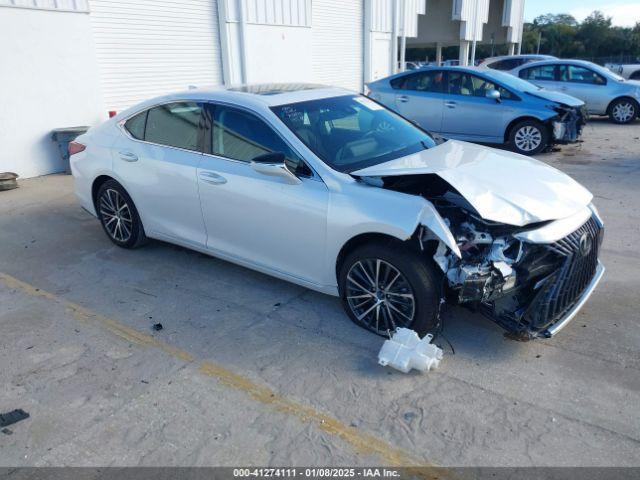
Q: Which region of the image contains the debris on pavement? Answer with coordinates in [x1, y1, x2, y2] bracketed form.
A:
[2, 428, 13, 435]
[378, 328, 443, 374]
[0, 172, 19, 191]
[0, 409, 30, 428]
[152, 323, 163, 331]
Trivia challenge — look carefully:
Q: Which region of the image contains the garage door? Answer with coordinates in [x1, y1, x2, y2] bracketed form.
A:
[312, 0, 364, 92]
[90, 0, 223, 112]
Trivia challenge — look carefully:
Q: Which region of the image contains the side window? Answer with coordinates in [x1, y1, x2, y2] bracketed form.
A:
[402, 71, 445, 93]
[145, 102, 202, 151]
[390, 77, 405, 89]
[559, 65, 606, 85]
[520, 65, 556, 81]
[212, 106, 311, 176]
[124, 111, 147, 140]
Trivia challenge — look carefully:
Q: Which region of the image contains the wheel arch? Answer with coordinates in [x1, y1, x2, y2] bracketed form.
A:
[335, 233, 412, 288]
[91, 175, 117, 210]
[504, 115, 549, 144]
[606, 96, 639, 115]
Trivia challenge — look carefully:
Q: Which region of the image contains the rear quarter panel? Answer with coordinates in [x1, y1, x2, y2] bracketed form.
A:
[70, 122, 121, 216]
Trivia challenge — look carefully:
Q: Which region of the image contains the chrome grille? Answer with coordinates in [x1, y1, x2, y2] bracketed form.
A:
[526, 216, 602, 330]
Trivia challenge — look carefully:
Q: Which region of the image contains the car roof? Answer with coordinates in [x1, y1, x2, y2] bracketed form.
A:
[511, 59, 600, 70]
[117, 83, 355, 118]
[482, 54, 556, 63]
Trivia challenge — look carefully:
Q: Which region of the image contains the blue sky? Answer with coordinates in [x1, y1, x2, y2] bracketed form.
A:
[524, 0, 640, 26]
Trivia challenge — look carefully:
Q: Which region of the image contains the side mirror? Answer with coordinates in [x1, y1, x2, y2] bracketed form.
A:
[250, 152, 301, 185]
[486, 89, 501, 102]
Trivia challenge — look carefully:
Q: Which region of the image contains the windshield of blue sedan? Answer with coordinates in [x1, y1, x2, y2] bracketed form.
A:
[271, 95, 436, 173]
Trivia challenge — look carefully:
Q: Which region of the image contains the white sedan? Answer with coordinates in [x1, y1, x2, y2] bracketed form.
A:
[70, 84, 604, 340]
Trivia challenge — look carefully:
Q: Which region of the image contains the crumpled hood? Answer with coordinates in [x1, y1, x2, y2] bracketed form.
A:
[352, 140, 593, 227]
[525, 89, 585, 107]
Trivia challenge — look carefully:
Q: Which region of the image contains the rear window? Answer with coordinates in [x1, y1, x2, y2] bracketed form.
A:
[144, 102, 202, 151]
[124, 111, 147, 140]
[520, 65, 557, 81]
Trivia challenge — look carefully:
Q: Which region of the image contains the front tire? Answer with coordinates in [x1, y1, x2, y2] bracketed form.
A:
[509, 119, 549, 156]
[338, 240, 441, 337]
[96, 180, 147, 248]
[608, 98, 638, 124]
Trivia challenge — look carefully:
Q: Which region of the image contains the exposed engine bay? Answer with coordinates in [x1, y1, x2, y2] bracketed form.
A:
[550, 104, 587, 143]
[362, 174, 603, 339]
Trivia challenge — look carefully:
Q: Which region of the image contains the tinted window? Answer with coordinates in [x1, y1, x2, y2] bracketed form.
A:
[447, 72, 516, 99]
[401, 71, 446, 92]
[559, 65, 606, 85]
[124, 111, 147, 140]
[145, 102, 202, 151]
[390, 77, 405, 89]
[212, 106, 309, 176]
[487, 58, 522, 71]
[520, 65, 556, 81]
[272, 95, 436, 173]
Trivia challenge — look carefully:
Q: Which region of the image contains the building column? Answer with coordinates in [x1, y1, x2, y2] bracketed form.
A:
[435, 42, 442, 65]
[459, 40, 470, 66]
[517, 42, 522, 55]
[507, 42, 515, 55]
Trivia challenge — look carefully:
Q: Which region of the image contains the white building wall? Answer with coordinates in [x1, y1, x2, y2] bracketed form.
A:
[0, 3, 105, 178]
[502, 0, 525, 43]
[219, 0, 312, 85]
[90, 0, 224, 112]
[312, 0, 364, 91]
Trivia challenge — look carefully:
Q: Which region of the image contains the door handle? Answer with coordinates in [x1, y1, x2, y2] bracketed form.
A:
[445, 101, 457, 108]
[118, 151, 138, 162]
[397, 95, 409, 103]
[199, 171, 227, 185]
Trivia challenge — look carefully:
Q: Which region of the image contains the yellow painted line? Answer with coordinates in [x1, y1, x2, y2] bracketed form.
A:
[0, 271, 442, 472]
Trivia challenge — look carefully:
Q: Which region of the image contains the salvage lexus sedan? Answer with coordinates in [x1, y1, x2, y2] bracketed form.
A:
[70, 84, 604, 340]
[366, 67, 586, 156]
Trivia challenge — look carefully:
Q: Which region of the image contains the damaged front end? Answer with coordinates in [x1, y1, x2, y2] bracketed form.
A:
[376, 174, 604, 340]
[423, 198, 604, 339]
[549, 104, 587, 144]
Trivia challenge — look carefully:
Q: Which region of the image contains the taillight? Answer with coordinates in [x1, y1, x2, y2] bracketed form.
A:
[68, 141, 86, 156]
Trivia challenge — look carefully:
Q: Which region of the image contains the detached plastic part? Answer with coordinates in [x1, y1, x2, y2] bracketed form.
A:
[378, 328, 443, 373]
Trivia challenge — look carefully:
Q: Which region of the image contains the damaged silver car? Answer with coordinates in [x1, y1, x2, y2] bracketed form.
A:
[71, 85, 604, 341]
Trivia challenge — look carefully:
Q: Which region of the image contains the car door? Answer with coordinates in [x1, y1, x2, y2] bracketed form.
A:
[518, 64, 560, 91]
[440, 71, 506, 142]
[557, 64, 609, 113]
[197, 103, 329, 286]
[392, 70, 445, 133]
[113, 101, 207, 246]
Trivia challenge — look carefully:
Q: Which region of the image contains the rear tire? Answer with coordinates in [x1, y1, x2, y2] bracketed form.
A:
[508, 119, 549, 156]
[608, 97, 638, 124]
[338, 240, 442, 337]
[96, 180, 147, 249]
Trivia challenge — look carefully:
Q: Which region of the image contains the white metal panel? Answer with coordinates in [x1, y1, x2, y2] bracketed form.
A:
[90, 0, 223, 112]
[0, 0, 89, 12]
[502, 0, 524, 42]
[312, 0, 364, 91]
[370, 0, 393, 33]
[457, 0, 489, 41]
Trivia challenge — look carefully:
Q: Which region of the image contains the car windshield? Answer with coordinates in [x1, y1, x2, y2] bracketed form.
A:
[487, 70, 543, 92]
[586, 62, 625, 81]
[271, 95, 436, 173]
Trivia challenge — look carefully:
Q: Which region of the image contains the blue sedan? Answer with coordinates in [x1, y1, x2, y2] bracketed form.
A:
[366, 66, 586, 155]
